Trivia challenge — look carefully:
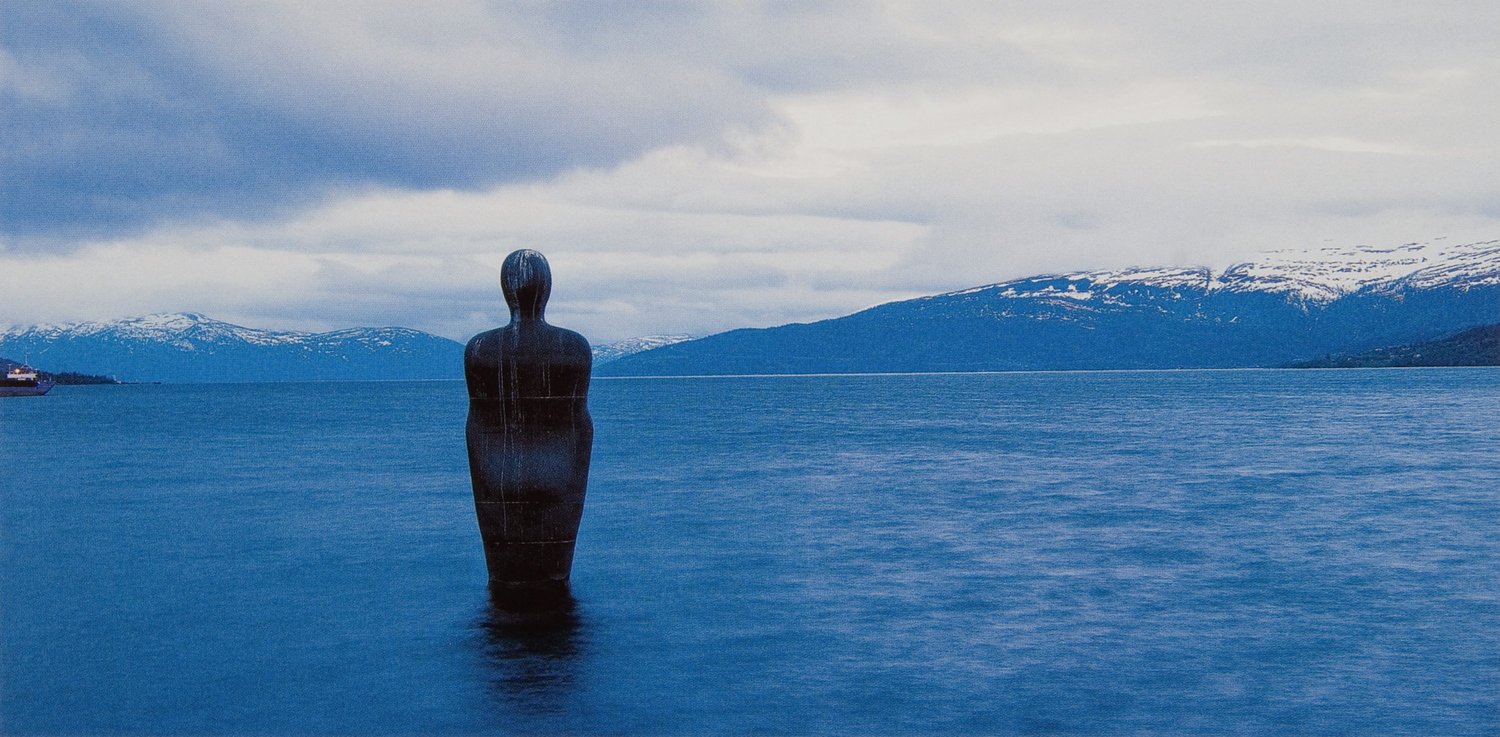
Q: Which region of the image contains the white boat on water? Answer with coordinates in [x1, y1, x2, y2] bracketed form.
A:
[0, 365, 54, 397]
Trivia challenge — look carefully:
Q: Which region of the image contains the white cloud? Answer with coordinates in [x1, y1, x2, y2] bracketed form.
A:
[4, 2, 1500, 341]
[0, 174, 931, 340]
[1190, 138, 1423, 156]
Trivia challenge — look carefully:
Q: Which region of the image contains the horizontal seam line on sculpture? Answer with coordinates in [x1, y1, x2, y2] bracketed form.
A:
[486, 540, 577, 545]
[476, 502, 584, 506]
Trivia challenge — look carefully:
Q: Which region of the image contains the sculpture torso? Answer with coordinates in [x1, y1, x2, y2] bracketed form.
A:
[465, 322, 592, 433]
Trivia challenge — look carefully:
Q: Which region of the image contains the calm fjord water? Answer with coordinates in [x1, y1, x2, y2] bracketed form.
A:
[2, 370, 1497, 735]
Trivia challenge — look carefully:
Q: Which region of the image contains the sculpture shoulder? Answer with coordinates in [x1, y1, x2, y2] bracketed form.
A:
[466, 323, 589, 366]
[549, 327, 592, 360]
[464, 328, 506, 366]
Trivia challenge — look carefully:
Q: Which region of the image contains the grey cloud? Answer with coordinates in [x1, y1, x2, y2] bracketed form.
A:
[6, 1, 1500, 341]
[13, 1, 1495, 245]
[2, 1, 774, 242]
[0, 1, 1222, 244]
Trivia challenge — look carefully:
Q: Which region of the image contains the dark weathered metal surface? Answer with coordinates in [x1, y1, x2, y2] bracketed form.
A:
[464, 249, 593, 585]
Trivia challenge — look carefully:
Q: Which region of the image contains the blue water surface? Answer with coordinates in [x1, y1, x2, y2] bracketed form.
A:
[2, 369, 1498, 735]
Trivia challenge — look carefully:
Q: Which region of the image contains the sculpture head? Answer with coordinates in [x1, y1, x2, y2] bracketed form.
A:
[501, 249, 552, 321]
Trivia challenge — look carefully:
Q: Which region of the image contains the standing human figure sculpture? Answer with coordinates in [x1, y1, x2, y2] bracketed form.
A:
[465, 249, 593, 587]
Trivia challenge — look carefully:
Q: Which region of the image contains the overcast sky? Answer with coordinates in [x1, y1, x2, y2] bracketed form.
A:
[3, 2, 1498, 341]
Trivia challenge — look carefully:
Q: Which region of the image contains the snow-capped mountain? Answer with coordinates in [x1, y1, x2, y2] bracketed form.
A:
[592, 335, 694, 365]
[937, 237, 1500, 305]
[1220, 238, 1500, 299]
[0, 313, 465, 383]
[600, 237, 1500, 375]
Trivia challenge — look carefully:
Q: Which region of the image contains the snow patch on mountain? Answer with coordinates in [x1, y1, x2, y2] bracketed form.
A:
[1220, 238, 1500, 300]
[0, 313, 466, 382]
[931, 237, 1500, 304]
[0, 313, 446, 350]
[593, 335, 695, 364]
[1, 312, 308, 346]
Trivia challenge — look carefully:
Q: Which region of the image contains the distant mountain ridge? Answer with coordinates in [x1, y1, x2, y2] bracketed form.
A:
[11, 238, 1498, 381]
[599, 237, 1500, 375]
[592, 335, 694, 365]
[0, 313, 464, 383]
[0, 313, 696, 383]
[1291, 323, 1500, 368]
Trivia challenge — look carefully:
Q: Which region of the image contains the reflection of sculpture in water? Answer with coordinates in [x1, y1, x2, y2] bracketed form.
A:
[478, 584, 583, 701]
[465, 249, 593, 586]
